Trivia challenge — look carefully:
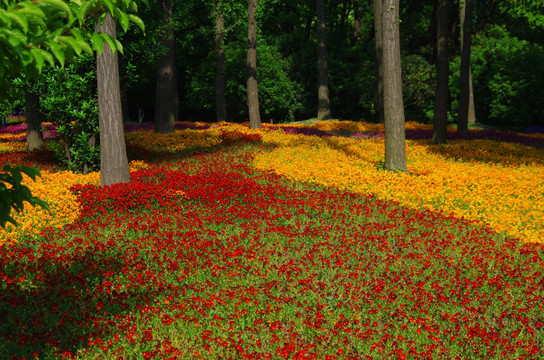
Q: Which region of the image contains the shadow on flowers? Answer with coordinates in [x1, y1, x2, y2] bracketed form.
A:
[0, 243, 155, 359]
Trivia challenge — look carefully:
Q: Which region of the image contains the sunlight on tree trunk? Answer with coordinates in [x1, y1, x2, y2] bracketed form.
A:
[25, 89, 44, 152]
[382, 0, 406, 172]
[96, 13, 130, 187]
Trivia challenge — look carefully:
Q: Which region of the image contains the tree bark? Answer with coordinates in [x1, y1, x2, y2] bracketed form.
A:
[154, 0, 178, 134]
[316, 0, 331, 120]
[214, 0, 228, 123]
[247, 0, 261, 129]
[382, 0, 406, 172]
[432, 0, 449, 144]
[25, 89, 44, 152]
[458, 0, 475, 133]
[96, 13, 130, 186]
[373, 0, 385, 124]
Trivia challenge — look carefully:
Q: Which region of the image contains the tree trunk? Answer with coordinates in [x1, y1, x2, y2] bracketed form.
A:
[215, 0, 228, 123]
[96, 13, 130, 187]
[316, 0, 331, 120]
[432, 0, 449, 144]
[373, 0, 385, 124]
[25, 89, 44, 152]
[247, 0, 261, 129]
[154, 0, 179, 134]
[382, 0, 407, 172]
[353, 0, 361, 41]
[458, 0, 475, 133]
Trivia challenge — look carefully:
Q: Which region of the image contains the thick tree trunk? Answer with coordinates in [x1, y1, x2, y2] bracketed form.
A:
[382, 0, 406, 172]
[373, 0, 385, 124]
[215, 1, 228, 123]
[432, 0, 449, 144]
[316, 0, 331, 120]
[458, 0, 475, 133]
[154, 0, 179, 134]
[247, 0, 261, 129]
[25, 89, 44, 152]
[96, 14, 130, 186]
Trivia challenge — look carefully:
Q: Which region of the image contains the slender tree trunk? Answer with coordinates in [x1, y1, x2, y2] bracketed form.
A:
[432, 0, 449, 144]
[353, 0, 361, 41]
[316, 0, 331, 120]
[215, 0, 228, 123]
[382, 0, 406, 172]
[373, 0, 385, 124]
[96, 13, 130, 186]
[247, 0, 261, 129]
[458, 0, 475, 133]
[25, 89, 44, 152]
[154, 0, 179, 134]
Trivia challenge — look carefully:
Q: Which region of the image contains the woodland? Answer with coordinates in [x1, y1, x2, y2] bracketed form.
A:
[1, 0, 544, 359]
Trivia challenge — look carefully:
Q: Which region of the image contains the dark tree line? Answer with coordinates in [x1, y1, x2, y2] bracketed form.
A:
[4, 0, 544, 183]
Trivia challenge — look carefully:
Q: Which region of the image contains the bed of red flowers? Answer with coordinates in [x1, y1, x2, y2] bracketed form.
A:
[1, 130, 544, 359]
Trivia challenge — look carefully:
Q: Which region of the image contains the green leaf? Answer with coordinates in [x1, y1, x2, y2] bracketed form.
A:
[115, 8, 130, 33]
[39, 0, 72, 15]
[49, 42, 66, 65]
[18, 165, 41, 181]
[128, 14, 145, 33]
[4, 11, 28, 33]
[90, 32, 104, 54]
[101, 0, 115, 15]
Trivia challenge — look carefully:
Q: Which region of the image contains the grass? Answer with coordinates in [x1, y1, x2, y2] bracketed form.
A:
[0, 121, 543, 359]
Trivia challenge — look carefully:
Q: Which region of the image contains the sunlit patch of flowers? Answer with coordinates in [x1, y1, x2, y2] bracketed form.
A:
[125, 128, 223, 153]
[254, 121, 544, 243]
[0, 141, 26, 153]
[0, 170, 100, 245]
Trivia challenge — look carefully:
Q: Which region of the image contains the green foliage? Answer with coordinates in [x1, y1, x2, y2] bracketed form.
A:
[0, 165, 49, 228]
[401, 54, 435, 122]
[186, 40, 304, 123]
[471, 25, 544, 127]
[0, 0, 145, 97]
[40, 54, 100, 173]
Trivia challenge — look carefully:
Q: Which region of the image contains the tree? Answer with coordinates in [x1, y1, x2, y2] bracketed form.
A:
[96, 13, 131, 186]
[25, 86, 44, 152]
[432, 0, 449, 144]
[154, 0, 179, 133]
[214, 0, 228, 123]
[458, 0, 475, 133]
[382, 0, 407, 171]
[373, 0, 385, 124]
[247, 0, 261, 129]
[316, 0, 331, 120]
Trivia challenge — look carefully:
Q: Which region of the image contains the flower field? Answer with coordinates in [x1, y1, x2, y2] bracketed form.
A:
[0, 121, 543, 359]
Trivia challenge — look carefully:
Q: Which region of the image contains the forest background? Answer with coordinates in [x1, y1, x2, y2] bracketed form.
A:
[3, 0, 544, 132]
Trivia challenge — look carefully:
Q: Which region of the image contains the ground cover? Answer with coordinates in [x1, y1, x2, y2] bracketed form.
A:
[0, 121, 543, 359]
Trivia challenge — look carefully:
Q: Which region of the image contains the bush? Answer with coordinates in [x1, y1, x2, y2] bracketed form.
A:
[471, 25, 544, 127]
[40, 54, 100, 174]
